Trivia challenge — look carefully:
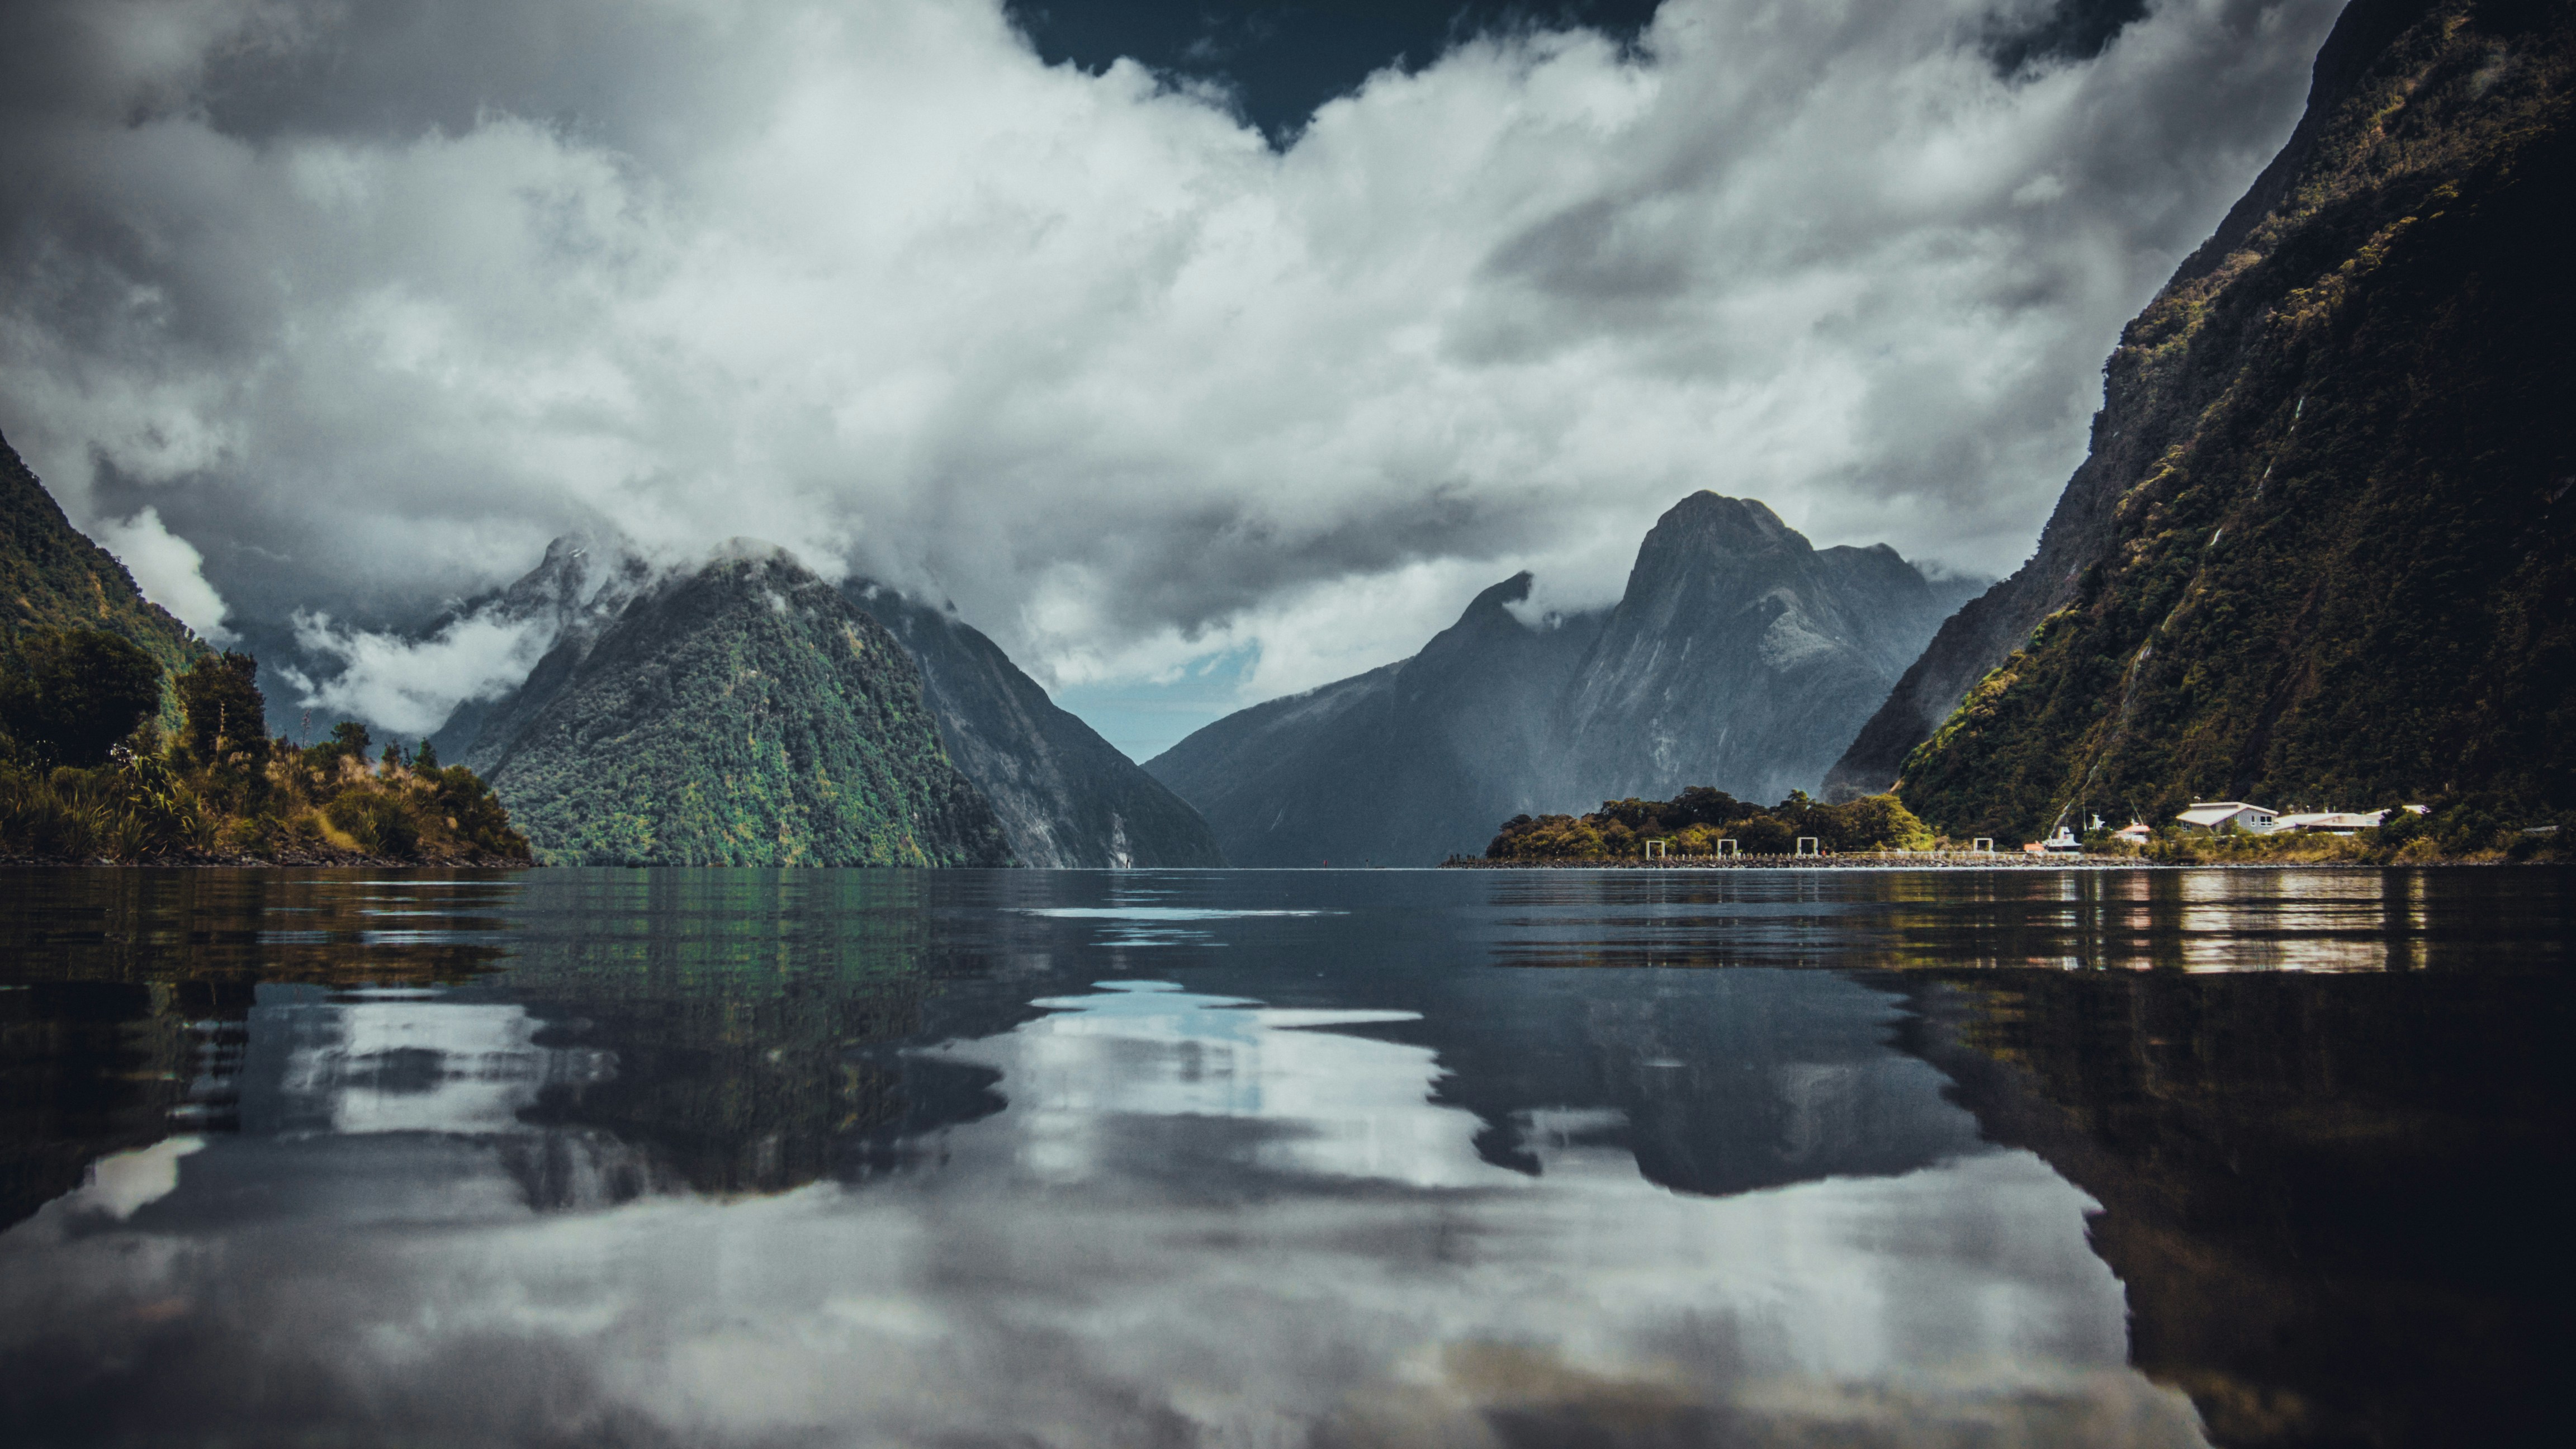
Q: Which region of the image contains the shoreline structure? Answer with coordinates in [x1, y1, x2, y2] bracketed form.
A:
[1437, 853, 2534, 870]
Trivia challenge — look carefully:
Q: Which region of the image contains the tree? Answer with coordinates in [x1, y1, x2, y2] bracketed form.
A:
[0, 627, 164, 766]
[324, 721, 371, 759]
[176, 651, 267, 761]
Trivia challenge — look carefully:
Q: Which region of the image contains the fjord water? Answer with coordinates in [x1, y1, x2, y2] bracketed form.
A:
[3, 869, 2566, 1448]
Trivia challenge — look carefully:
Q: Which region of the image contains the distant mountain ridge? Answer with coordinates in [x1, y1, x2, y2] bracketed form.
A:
[456, 542, 1010, 867]
[1551, 495, 1980, 808]
[435, 537, 1223, 868]
[1146, 493, 1977, 866]
[1145, 572, 1607, 869]
[1855, 0, 2576, 841]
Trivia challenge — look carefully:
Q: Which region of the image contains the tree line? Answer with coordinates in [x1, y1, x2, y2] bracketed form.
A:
[2, 624, 528, 863]
[1485, 787, 1936, 860]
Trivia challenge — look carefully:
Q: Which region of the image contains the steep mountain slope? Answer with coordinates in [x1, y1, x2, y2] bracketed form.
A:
[1147, 494, 1969, 866]
[434, 537, 654, 769]
[2, 428, 206, 683]
[437, 538, 1221, 867]
[1826, 0, 2442, 803]
[1555, 495, 1976, 808]
[1883, 0, 2576, 841]
[844, 582, 1225, 868]
[472, 542, 1010, 866]
[1148, 574, 1606, 867]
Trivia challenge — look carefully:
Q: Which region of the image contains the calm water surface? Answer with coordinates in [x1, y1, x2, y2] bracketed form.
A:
[2, 867, 2568, 1448]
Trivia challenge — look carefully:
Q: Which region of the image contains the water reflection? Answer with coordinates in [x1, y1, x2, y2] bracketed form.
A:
[1, 865, 2566, 1447]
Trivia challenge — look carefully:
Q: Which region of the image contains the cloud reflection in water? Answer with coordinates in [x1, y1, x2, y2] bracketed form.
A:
[1, 972, 2205, 1447]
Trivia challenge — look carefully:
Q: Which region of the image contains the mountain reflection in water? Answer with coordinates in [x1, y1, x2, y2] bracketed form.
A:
[1, 866, 2565, 1448]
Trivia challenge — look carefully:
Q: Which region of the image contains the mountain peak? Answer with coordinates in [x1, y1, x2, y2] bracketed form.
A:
[1644, 493, 1802, 560]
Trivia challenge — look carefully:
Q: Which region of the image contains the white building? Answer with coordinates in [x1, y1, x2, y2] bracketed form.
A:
[2272, 810, 2388, 834]
[2174, 801, 2277, 834]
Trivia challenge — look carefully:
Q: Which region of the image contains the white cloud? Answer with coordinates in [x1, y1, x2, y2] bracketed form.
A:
[88, 505, 233, 641]
[0, 0, 2343, 711]
[289, 605, 553, 738]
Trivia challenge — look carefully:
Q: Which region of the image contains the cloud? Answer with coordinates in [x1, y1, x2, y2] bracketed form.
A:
[0, 0, 2343, 710]
[88, 506, 234, 641]
[0, 975, 2208, 1447]
[287, 605, 553, 738]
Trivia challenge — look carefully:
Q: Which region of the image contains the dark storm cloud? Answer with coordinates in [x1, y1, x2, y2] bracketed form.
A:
[0, 0, 2341, 722]
[1990, 0, 2158, 76]
[1011, 0, 1667, 140]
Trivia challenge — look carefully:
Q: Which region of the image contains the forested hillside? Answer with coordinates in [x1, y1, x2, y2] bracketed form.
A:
[845, 582, 1225, 868]
[3, 430, 206, 688]
[475, 543, 1012, 868]
[1891, 0, 2575, 842]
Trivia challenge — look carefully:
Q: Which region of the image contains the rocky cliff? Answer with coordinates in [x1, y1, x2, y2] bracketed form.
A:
[1555, 495, 1977, 809]
[1147, 493, 1970, 866]
[844, 583, 1225, 868]
[1824, 0, 2448, 804]
[1868, 0, 2576, 841]
[467, 543, 1011, 867]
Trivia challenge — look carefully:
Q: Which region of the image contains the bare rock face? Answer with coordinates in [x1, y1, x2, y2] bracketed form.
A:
[1554, 494, 1973, 811]
[843, 582, 1225, 869]
[1147, 493, 1972, 867]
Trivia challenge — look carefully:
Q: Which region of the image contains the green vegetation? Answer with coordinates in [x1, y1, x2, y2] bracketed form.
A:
[2, 628, 529, 864]
[2106, 798, 2571, 865]
[481, 550, 1012, 867]
[2, 432, 208, 716]
[0, 627, 163, 766]
[1484, 787, 1935, 860]
[1897, 2, 2576, 845]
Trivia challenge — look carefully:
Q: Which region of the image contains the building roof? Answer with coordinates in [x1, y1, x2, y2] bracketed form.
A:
[2176, 802, 2274, 827]
[2274, 811, 2385, 831]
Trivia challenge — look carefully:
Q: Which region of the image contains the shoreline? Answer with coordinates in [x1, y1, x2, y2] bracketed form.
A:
[1438, 853, 2534, 870]
[1, 851, 534, 870]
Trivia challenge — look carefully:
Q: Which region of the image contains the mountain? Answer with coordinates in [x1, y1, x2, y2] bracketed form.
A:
[1822, 0, 2450, 804]
[1147, 573, 1608, 868]
[2, 428, 207, 683]
[1552, 494, 1981, 809]
[1145, 493, 1973, 866]
[1854, 0, 2576, 842]
[460, 542, 1011, 866]
[430, 536, 654, 770]
[842, 583, 1224, 868]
